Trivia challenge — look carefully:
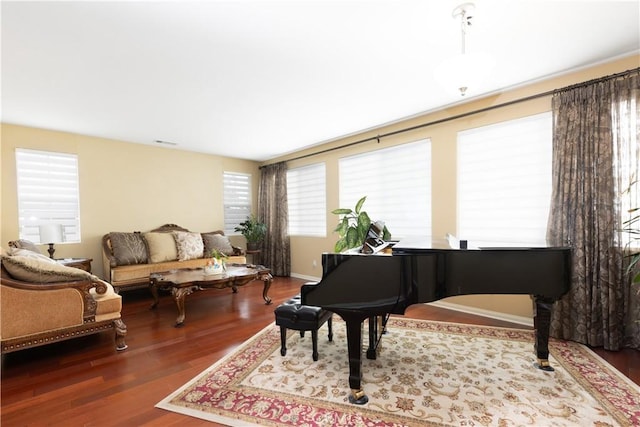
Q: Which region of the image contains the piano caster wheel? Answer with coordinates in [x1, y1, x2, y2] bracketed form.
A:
[535, 359, 555, 372]
[348, 389, 368, 405]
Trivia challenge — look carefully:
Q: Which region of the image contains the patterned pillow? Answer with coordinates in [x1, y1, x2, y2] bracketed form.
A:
[143, 232, 178, 263]
[202, 233, 234, 256]
[1, 254, 93, 283]
[173, 231, 204, 261]
[109, 232, 148, 266]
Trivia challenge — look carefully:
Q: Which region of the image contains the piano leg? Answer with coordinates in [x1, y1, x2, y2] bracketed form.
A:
[342, 313, 370, 405]
[533, 295, 555, 372]
[367, 316, 378, 360]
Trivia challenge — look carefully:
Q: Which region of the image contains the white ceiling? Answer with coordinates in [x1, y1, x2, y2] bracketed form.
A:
[2, 1, 639, 162]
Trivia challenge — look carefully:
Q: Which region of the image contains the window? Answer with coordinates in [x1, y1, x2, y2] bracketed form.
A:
[339, 140, 431, 240]
[614, 96, 639, 250]
[457, 112, 552, 247]
[223, 172, 251, 235]
[287, 163, 326, 237]
[16, 148, 81, 243]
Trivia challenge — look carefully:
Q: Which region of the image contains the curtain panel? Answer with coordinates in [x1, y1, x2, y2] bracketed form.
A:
[548, 69, 639, 350]
[258, 162, 291, 277]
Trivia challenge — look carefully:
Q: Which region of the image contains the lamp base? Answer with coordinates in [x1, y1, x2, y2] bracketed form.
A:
[47, 243, 56, 259]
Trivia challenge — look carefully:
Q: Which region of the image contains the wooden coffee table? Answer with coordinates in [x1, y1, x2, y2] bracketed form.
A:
[149, 264, 273, 326]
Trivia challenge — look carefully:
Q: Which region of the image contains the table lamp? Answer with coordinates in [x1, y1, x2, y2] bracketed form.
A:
[39, 224, 64, 259]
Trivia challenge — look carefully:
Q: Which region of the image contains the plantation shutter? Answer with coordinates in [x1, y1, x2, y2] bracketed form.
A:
[16, 148, 81, 243]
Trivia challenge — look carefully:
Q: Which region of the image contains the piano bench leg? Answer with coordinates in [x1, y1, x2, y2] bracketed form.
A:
[311, 330, 319, 361]
[327, 317, 333, 342]
[279, 326, 287, 356]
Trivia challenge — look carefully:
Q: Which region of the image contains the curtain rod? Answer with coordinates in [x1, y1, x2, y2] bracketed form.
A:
[261, 67, 639, 168]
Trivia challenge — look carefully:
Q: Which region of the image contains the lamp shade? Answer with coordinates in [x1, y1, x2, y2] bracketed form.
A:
[39, 224, 64, 244]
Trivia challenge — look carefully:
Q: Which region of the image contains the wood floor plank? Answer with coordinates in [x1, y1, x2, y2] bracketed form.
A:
[1, 276, 637, 426]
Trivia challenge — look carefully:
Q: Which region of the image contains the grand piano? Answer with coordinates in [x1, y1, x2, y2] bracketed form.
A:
[301, 238, 571, 404]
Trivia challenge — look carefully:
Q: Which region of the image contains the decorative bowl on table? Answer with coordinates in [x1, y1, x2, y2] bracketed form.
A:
[204, 259, 225, 275]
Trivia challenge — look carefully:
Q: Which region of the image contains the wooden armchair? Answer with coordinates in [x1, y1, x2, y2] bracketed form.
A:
[1, 261, 127, 354]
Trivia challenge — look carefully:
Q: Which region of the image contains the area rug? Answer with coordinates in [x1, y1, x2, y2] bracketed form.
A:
[156, 317, 640, 426]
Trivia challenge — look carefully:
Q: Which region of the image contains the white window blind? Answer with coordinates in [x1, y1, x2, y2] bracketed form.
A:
[287, 163, 326, 237]
[223, 172, 251, 235]
[16, 148, 81, 243]
[339, 140, 431, 240]
[457, 112, 552, 247]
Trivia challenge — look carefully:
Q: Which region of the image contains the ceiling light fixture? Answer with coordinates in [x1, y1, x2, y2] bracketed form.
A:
[434, 2, 495, 97]
[154, 139, 178, 146]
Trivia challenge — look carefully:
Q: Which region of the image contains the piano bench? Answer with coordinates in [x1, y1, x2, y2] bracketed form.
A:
[274, 295, 333, 361]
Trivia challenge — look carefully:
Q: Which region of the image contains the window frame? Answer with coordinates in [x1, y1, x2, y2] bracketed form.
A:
[287, 162, 327, 237]
[15, 148, 82, 244]
[223, 171, 252, 235]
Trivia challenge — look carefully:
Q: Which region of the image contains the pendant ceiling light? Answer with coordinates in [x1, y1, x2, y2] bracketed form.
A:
[434, 2, 495, 97]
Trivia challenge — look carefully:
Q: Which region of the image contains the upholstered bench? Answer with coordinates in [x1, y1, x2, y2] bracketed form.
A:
[274, 294, 333, 361]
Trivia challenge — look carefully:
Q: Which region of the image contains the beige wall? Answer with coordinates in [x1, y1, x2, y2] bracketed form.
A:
[274, 54, 640, 319]
[2, 54, 638, 320]
[1, 125, 259, 279]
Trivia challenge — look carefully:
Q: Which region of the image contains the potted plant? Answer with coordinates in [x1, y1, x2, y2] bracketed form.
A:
[234, 214, 267, 251]
[332, 196, 391, 252]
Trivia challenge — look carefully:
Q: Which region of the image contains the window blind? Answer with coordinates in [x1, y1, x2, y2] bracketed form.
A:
[16, 148, 81, 243]
[457, 112, 552, 247]
[338, 140, 431, 240]
[223, 172, 251, 235]
[287, 163, 326, 237]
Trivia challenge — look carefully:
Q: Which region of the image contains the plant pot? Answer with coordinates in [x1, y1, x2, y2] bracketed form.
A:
[246, 241, 261, 251]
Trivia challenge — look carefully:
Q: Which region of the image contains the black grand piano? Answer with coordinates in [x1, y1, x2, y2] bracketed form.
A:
[301, 238, 571, 404]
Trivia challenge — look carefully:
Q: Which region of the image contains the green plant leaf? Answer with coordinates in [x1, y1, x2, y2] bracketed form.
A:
[332, 208, 353, 215]
[335, 238, 347, 253]
[382, 225, 392, 241]
[345, 227, 360, 250]
[354, 196, 367, 214]
[334, 218, 349, 235]
[357, 212, 371, 243]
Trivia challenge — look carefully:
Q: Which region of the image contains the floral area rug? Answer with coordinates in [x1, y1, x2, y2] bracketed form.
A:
[156, 317, 640, 426]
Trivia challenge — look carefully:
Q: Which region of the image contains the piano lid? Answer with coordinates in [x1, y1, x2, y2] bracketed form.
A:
[392, 236, 570, 254]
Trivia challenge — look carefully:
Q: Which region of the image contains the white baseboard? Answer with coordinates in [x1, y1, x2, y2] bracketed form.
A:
[289, 273, 533, 327]
[290, 273, 321, 282]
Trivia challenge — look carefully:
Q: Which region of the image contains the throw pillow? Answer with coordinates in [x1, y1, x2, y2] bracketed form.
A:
[202, 233, 234, 256]
[8, 247, 57, 263]
[109, 232, 148, 266]
[10, 239, 42, 254]
[143, 232, 178, 263]
[173, 231, 204, 261]
[1, 254, 93, 283]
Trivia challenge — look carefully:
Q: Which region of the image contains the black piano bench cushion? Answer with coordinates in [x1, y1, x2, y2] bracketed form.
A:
[274, 294, 333, 361]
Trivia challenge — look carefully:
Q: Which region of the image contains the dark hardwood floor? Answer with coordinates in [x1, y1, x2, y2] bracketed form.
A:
[2, 276, 638, 426]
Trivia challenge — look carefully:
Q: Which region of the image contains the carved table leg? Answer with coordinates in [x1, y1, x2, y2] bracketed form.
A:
[172, 286, 197, 327]
[114, 318, 128, 351]
[149, 279, 160, 309]
[260, 272, 273, 305]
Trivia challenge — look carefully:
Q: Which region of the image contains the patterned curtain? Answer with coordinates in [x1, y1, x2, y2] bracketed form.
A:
[258, 162, 291, 276]
[547, 69, 639, 350]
